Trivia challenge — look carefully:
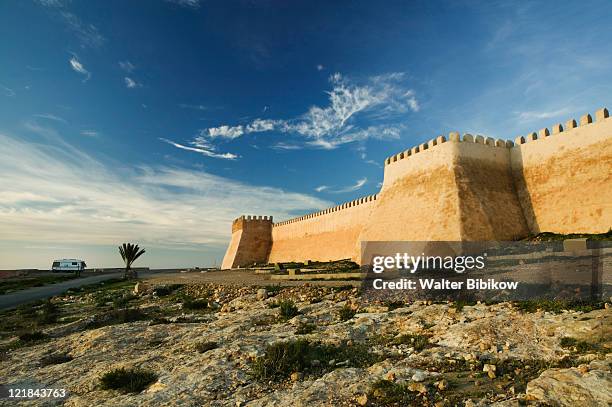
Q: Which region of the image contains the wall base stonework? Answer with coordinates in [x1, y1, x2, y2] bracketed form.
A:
[221, 108, 611, 269]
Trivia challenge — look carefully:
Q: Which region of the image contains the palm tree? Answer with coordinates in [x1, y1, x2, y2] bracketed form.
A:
[118, 243, 146, 279]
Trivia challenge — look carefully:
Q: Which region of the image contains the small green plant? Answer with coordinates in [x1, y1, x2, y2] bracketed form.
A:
[368, 379, 423, 405]
[514, 299, 604, 314]
[195, 341, 218, 353]
[384, 301, 405, 311]
[182, 296, 208, 310]
[278, 300, 299, 320]
[338, 305, 356, 321]
[36, 300, 59, 324]
[100, 367, 158, 393]
[40, 353, 73, 367]
[264, 284, 283, 295]
[559, 337, 599, 353]
[295, 322, 316, 335]
[251, 339, 381, 381]
[152, 284, 182, 297]
[392, 334, 431, 351]
[85, 308, 149, 329]
[113, 293, 138, 308]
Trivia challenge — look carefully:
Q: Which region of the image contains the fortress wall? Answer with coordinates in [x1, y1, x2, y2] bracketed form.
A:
[453, 137, 530, 240]
[268, 196, 377, 263]
[358, 138, 463, 242]
[221, 216, 273, 269]
[221, 107, 611, 268]
[510, 108, 612, 234]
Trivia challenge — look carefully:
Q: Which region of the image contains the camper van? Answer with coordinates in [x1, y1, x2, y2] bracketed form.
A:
[51, 259, 86, 273]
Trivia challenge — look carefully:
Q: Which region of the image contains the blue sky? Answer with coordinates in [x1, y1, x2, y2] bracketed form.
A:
[1, 0, 611, 268]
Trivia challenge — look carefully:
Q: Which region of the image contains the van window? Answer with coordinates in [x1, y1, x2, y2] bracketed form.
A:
[52, 262, 60, 267]
[72, 262, 77, 265]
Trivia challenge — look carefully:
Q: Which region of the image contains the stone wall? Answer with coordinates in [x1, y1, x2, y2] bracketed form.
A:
[221, 108, 611, 269]
[510, 108, 611, 234]
[269, 196, 377, 263]
[221, 216, 273, 269]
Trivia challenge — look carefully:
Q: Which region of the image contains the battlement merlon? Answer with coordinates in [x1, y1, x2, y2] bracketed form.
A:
[231, 215, 273, 232]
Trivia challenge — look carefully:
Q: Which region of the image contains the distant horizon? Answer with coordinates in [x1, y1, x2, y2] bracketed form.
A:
[2, 0, 612, 269]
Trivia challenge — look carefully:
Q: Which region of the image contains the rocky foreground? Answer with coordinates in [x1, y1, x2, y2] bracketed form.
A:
[0, 280, 610, 406]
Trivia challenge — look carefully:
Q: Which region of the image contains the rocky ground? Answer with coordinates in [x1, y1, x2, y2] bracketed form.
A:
[0, 278, 610, 406]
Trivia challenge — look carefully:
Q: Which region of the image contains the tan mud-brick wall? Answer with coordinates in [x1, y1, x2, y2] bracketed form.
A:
[510, 109, 612, 234]
[221, 216, 272, 269]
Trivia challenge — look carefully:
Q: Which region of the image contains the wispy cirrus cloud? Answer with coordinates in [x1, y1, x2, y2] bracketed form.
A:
[80, 130, 99, 137]
[69, 55, 90, 81]
[159, 138, 237, 160]
[168, 72, 419, 159]
[33, 113, 67, 123]
[1, 84, 16, 97]
[516, 107, 572, 122]
[118, 61, 135, 73]
[165, 0, 201, 8]
[179, 103, 207, 111]
[0, 126, 331, 268]
[37, 1, 105, 48]
[315, 177, 367, 194]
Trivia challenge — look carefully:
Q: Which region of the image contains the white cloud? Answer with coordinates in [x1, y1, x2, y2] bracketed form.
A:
[316, 178, 367, 194]
[165, 0, 200, 8]
[516, 108, 571, 122]
[206, 125, 245, 139]
[246, 119, 277, 133]
[69, 56, 90, 81]
[272, 142, 302, 150]
[179, 103, 207, 111]
[160, 138, 237, 160]
[33, 113, 67, 123]
[191, 72, 419, 154]
[81, 130, 98, 137]
[118, 61, 135, 72]
[37, 1, 105, 48]
[0, 128, 331, 268]
[124, 77, 140, 89]
[317, 64, 324, 71]
[1, 84, 16, 97]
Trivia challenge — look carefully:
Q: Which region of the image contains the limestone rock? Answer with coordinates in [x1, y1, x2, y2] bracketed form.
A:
[256, 288, 268, 300]
[526, 367, 612, 406]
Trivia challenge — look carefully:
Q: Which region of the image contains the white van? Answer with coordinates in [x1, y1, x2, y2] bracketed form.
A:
[51, 259, 87, 273]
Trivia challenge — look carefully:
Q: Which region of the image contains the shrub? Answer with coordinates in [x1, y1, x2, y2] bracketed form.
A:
[182, 297, 208, 310]
[18, 331, 48, 343]
[384, 301, 406, 311]
[264, 284, 283, 295]
[295, 322, 316, 335]
[113, 293, 138, 308]
[251, 339, 380, 381]
[338, 305, 356, 321]
[40, 353, 73, 367]
[36, 300, 59, 324]
[559, 337, 599, 353]
[100, 367, 158, 393]
[514, 299, 604, 314]
[85, 308, 148, 329]
[392, 334, 430, 351]
[368, 379, 424, 405]
[152, 284, 182, 297]
[195, 341, 218, 353]
[278, 300, 299, 320]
